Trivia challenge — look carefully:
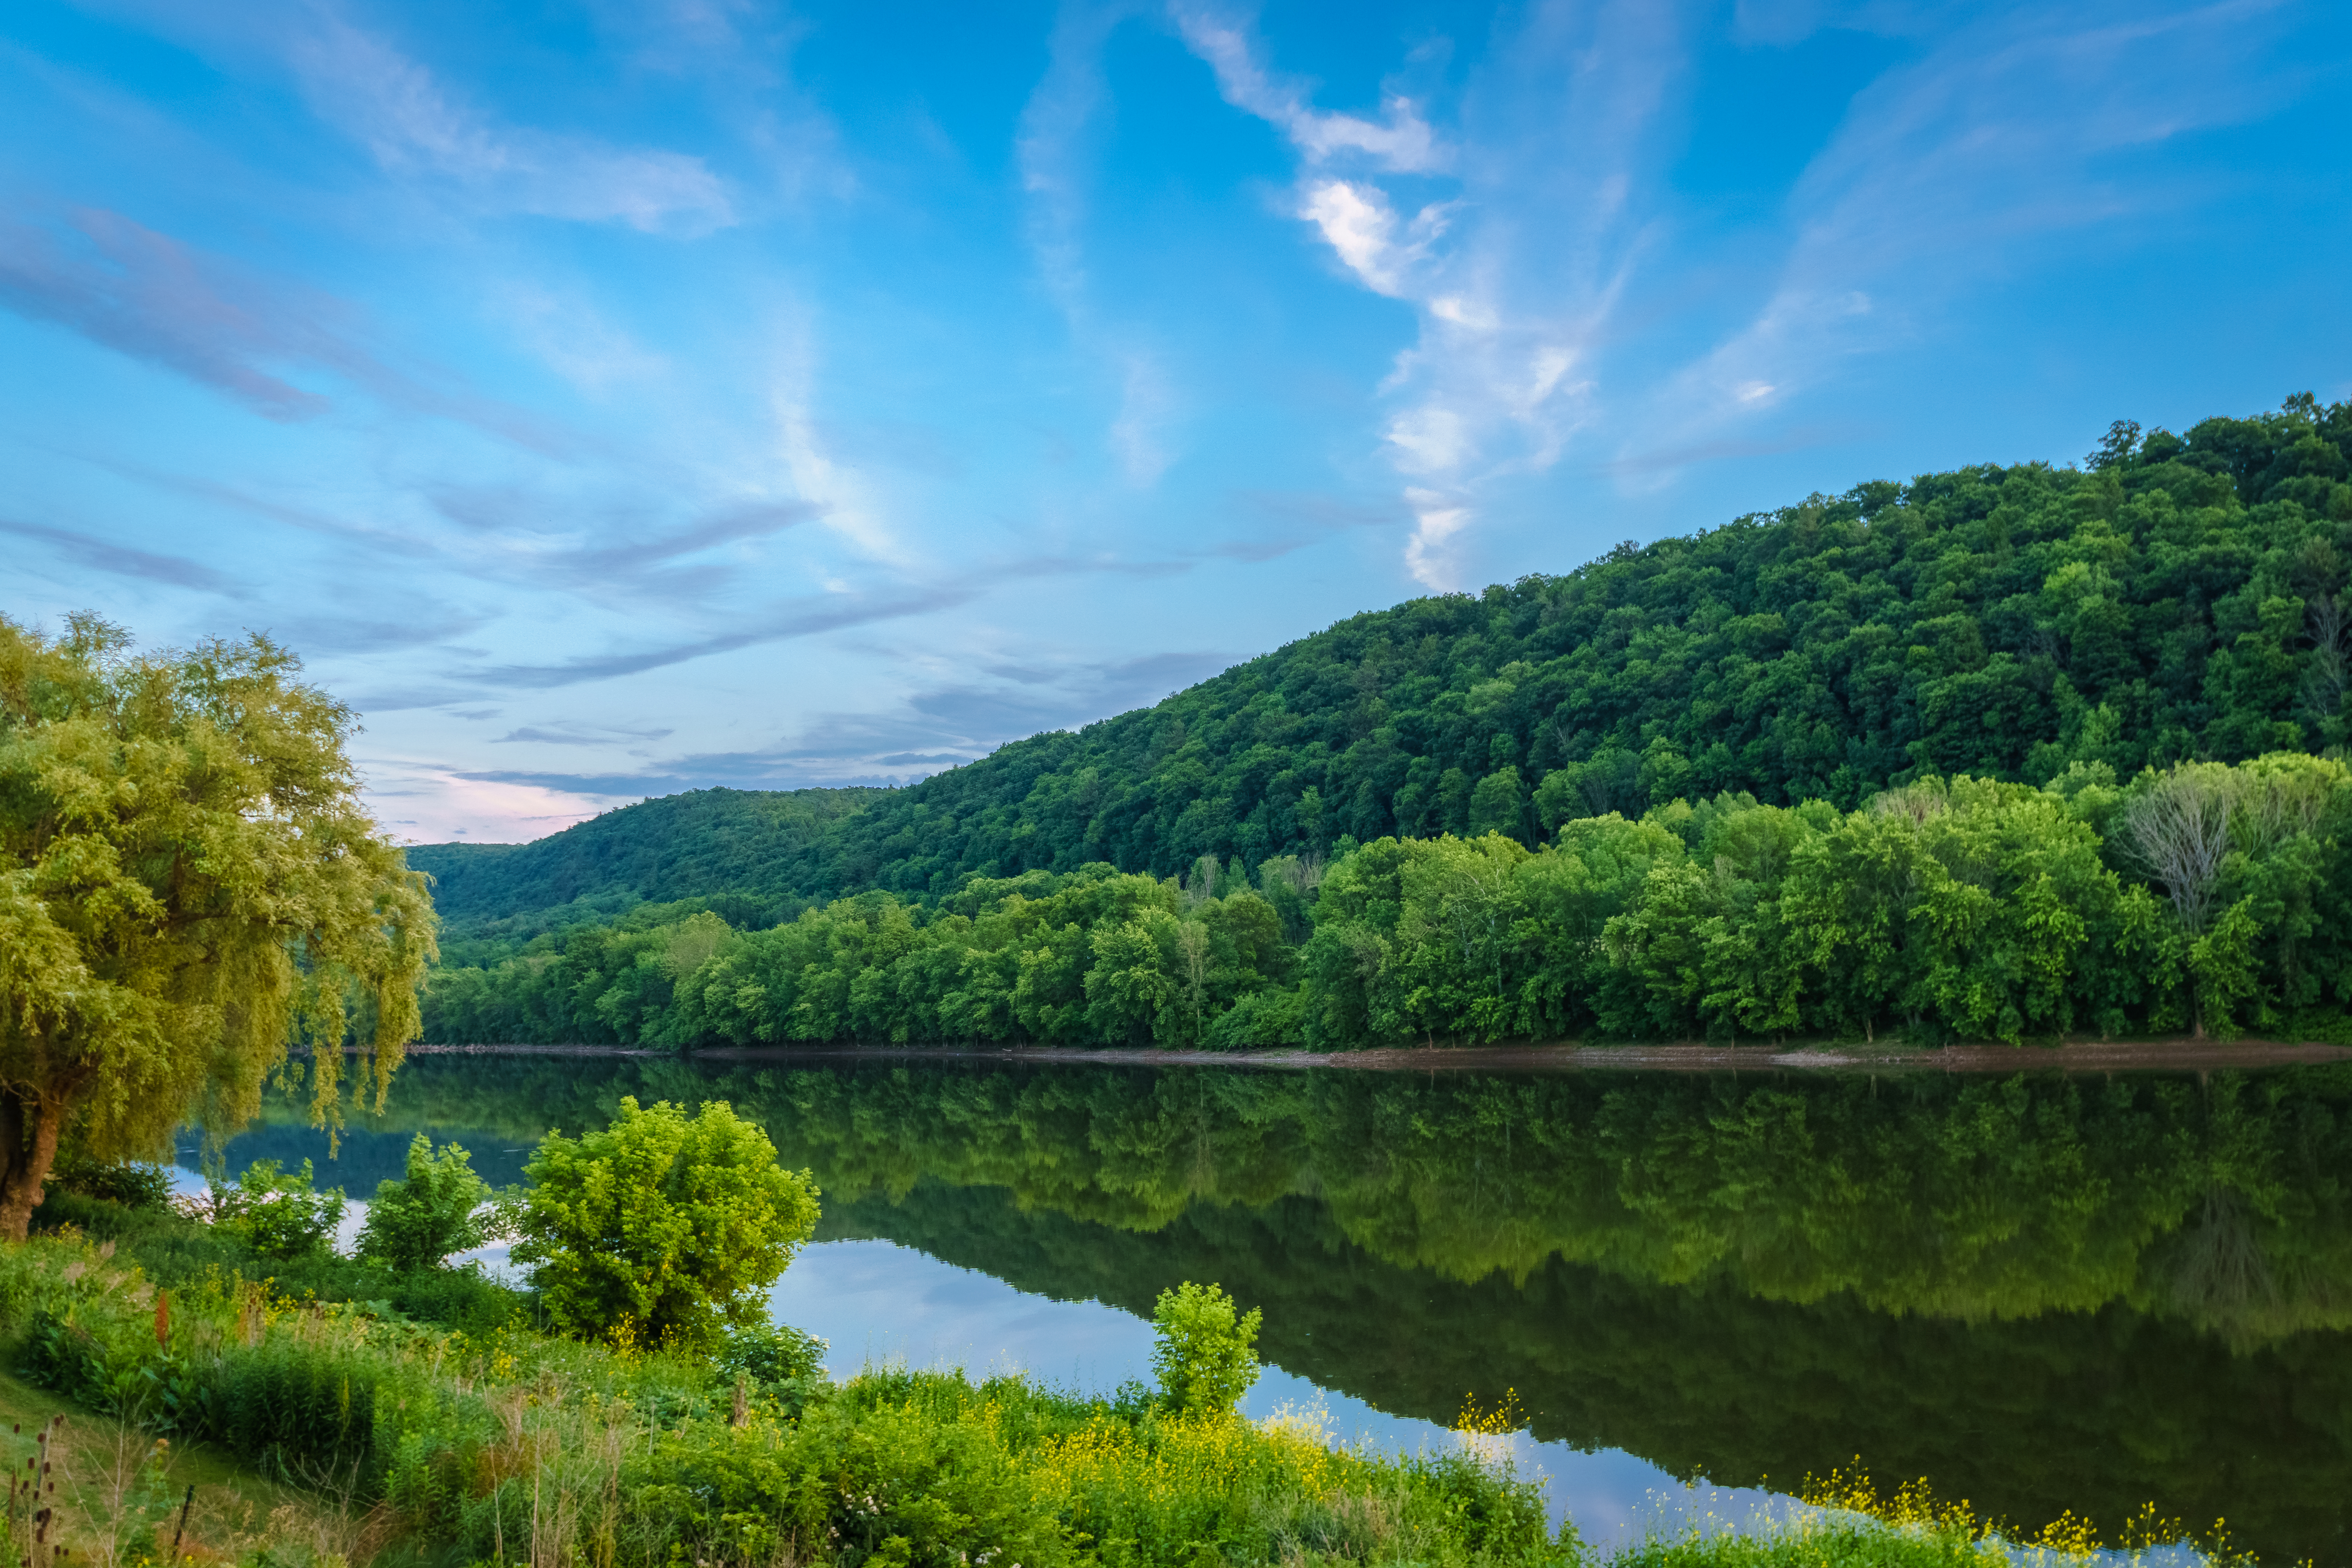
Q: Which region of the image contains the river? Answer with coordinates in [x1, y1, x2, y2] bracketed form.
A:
[179, 1051, 2352, 1566]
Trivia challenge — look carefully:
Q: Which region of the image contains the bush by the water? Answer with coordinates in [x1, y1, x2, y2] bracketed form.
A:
[514, 1096, 821, 1350]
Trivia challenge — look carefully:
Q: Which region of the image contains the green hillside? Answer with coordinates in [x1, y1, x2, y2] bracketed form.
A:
[413, 395, 2352, 923]
[408, 784, 889, 934]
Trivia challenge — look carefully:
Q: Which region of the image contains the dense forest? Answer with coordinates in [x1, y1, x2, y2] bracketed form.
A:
[232, 1054, 2352, 1562]
[417, 397, 2352, 1047]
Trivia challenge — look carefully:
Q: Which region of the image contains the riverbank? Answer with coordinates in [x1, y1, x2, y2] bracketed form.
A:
[12, 1193, 2258, 1568]
[667, 1037, 2352, 1073]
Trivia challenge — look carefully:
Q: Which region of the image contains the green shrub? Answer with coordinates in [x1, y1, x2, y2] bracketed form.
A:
[45, 1153, 174, 1211]
[1204, 985, 1309, 1049]
[30, 1185, 525, 1333]
[625, 1393, 1074, 1568]
[716, 1320, 828, 1386]
[514, 1097, 820, 1350]
[209, 1158, 347, 1261]
[1151, 1280, 1261, 1413]
[355, 1133, 497, 1272]
[1611, 1518, 2002, 1568]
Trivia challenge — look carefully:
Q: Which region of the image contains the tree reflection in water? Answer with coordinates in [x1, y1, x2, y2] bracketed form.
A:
[221, 1055, 2352, 1566]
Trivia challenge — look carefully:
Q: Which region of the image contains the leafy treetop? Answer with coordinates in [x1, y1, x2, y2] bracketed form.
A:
[0, 613, 435, 1240]
[512, 1096, 821, 1350]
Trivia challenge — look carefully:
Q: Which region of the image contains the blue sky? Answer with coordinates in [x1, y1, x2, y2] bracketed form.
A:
[4, 0, 2349, 842]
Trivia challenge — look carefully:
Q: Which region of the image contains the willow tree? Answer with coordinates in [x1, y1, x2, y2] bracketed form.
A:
[0, 613, 434, 1240]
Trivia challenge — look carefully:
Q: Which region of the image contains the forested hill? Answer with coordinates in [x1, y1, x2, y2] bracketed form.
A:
[408, 785, 888, 930]
[413, 395, 2352, 924]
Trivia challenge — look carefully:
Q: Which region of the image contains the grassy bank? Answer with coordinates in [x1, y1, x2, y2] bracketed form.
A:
[3, 1193, 2268, 1568]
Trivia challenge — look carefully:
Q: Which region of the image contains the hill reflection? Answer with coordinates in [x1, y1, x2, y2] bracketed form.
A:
[235, 1053, 2352, 1564]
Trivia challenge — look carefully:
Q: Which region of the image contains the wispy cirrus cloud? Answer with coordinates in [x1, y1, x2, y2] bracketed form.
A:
[1169, 4, 1449, 173]
[64, 0, 738, 233]
[286, 13, 737, 234]
[0, 204, 565, 447]
[493, 721, 675, 747]
[0, 515, 243, 593]
[453, 585, 982, 691]
[453, 646, 1231, 803]
[1175, 0, 1679, 588]
[1629, 0, 2305, 467]
[423, 489, 822, 598]
[1015, 3, 1188, 490]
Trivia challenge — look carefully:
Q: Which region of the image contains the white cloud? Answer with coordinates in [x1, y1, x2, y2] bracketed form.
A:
[1016, 2, 1129, 309]
[768, 317, 908, 566]
[1296, 181, 1459, 298]
[495, 283, 668, 393]
[1402, 487, 1474, 590]
[1169, 4, 1449, 173]
[361, 754, 623, 842]
[285, 15, 736, 234]
[1016, 3, 1188, 490]
[1110, 352, 1178, 486]
[1386, 407, 1472, 475]
[72, 0, 740, 234]
[1182, 0, 1677, 582]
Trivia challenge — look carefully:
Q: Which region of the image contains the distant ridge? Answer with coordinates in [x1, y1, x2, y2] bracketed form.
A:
[406, 397, 2352, 930]
[408, 785, 889, 931]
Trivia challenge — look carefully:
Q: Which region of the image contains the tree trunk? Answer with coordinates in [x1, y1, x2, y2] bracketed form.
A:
[0, 1088, 64, 1243]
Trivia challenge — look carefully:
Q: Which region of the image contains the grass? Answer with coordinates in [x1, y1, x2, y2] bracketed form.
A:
[0, 1195, 2277, 1568]
[0, 1370, 361, 1568]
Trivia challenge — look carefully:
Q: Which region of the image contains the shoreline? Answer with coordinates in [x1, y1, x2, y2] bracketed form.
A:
[387, 1038, 2352, 1073]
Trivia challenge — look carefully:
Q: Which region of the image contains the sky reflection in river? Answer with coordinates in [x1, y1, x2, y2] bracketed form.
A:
[771, 1235, 1772, 1553]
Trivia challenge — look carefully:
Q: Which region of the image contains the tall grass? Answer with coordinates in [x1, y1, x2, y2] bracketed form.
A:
[1612, 1467, 2264, 1568]
[0, 1228, 2276, 1568]
[0, 1232, 1574, 1568]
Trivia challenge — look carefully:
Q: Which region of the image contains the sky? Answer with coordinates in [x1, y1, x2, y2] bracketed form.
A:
[4, 0, 2350, 844]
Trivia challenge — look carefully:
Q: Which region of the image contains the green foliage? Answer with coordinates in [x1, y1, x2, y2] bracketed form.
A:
[417, 396, 2352, 929]
[1151, 1281, 1262, 1413]
[428, 753, 2352, 1050]
[513, 1097, 821, 1349]
[1610, 1519, 2001, 1568]
[354, 1133, 495, 1272]
[208, 1157, 347, 1261]
[714, 1319, 829, 1387]
[43, 1151, 173, 1210]
[0, 613, 436, 1240]
[408, 785, 889, 935]
[0, 1233, 1570, 1568]
[32, 1179, 525, 1332]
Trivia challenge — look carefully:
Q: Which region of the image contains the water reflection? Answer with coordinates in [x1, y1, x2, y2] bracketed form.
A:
[767, 1235, 1772, 1553]
[187, 1053, 2352, 1566]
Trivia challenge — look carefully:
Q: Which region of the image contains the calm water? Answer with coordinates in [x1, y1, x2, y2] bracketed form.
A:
[184, 1053, 2352, 1566]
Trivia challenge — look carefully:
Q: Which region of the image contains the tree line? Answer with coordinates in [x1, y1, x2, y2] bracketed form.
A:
[421, 751, 2352, 1048]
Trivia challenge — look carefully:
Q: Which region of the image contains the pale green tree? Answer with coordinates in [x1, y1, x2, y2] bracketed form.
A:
[0, 614, 434, 1241]
[513, 1097, 820, 1349]
[1151, 1280, 1262, 1413]
[355, 1133, 498, 1272]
